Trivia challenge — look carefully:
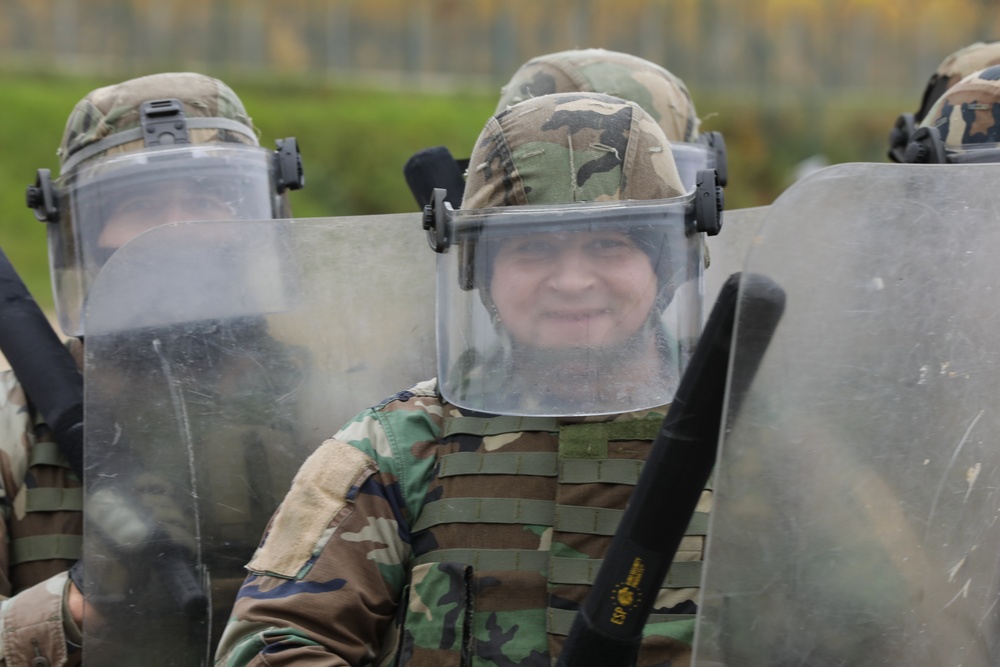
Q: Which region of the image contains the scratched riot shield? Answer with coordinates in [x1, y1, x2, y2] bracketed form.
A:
[694, 163, 1000, 666]
[82, 214, 435, 666]
[705, 206, 767, 316]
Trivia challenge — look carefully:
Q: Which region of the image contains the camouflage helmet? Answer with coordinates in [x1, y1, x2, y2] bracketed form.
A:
[458, 91, 700, 308]
[57, 72, 258, 175]
[890, 40, 1000, 161]
[464, 91, 685, 211]
[904, 66, 1000, 164]
[403, 49, 719, 211]
[495, 49, 699, 143]
[434, 93, 711, 416]
[27, 72, 304, 338]
[916, 41, 1000, 124]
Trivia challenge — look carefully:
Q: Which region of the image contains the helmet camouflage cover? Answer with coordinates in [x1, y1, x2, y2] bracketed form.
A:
[464, 91, 685, 210]
[494, 48, 700, 143]
[920, 65, 1000, 148]
[58, 71, 258, 175]
[915, 40, 1000, 123]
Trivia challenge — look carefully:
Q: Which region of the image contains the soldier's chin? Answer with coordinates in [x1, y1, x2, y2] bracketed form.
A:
[513, 338, 644, 374]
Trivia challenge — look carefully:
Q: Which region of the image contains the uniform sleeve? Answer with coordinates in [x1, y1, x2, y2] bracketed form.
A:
[0, 572, 79, 667]
[0, 372, 80, 667]
[215, 433, 415, 666]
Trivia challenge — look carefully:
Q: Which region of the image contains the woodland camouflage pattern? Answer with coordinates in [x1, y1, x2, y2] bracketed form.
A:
[217, 94, 705, 667]
[495, 48, 700, 143]
[921, 65, 1000, 148]
[464, 92, 685, 209]
[916, 41, 1000, 122]
[58, 72, 258, 172]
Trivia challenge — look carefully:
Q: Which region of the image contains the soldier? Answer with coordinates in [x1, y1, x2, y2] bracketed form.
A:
[217, 92, 722, 666]
[405, 48, 725, 208]
[888, 40, 1000, 162]
[901, 64, 1000, 164]
[2, 71, 303, 666]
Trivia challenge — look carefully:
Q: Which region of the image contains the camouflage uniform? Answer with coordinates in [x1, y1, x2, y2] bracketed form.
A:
[217, 94, 708, 666]
[0, 73, 260, 667]
[495, 48, 700, 143]
[918, 65, 1000, 148]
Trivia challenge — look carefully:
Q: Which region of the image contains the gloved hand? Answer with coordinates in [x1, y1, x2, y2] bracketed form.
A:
[82, 476, 205, 617]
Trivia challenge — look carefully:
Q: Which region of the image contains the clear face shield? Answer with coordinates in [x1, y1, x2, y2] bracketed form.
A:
[44, 144, 283, 336]
[433, 196, 706, 417]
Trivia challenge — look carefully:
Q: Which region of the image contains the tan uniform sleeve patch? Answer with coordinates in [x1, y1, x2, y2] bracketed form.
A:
[247, 439, 376, 579]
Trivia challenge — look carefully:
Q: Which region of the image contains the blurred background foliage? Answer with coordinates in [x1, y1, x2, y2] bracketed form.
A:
[2, 0, 998, 309]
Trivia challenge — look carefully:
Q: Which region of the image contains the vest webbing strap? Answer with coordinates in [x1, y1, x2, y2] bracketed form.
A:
[11, 534, 82, 565]
[408, 550, 703, 589]
[555, 505, 624, 536]
[29, 441, 73, 469]
[547, 608, 696, 637]
[550, 557, 703, 589]
[413, 498, 554, 532]
[603, 419, 662, 441]
[24, 487, 84, 512]
[438, 453, 646, 486]
[413, 498, 710, 537]
[438, 452, 558, 478]
[442, 416, 559, 438]
[559, 458, 644, 485]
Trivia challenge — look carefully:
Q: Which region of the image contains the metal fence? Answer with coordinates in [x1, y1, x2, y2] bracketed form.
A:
[2, 0, 998, 94]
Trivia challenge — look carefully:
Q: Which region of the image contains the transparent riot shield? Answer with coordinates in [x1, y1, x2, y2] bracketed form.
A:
[694, 163, 1000, 666]
[82, 214, 435, 666]
[705, 206, 767, 316]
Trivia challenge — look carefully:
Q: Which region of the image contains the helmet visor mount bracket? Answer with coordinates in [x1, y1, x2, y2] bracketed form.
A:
[699, 132, 729, 187]
[273, 138, 305, 193]
[888, 113, 917, 163]
[694, 169, 724, 236]
[26, 169, 60, 223]
[140, 99, 190, 148]
[423, 187, 454, 253]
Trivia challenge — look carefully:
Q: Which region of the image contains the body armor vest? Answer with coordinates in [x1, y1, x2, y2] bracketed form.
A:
[5, 392, 82, 595]
[397, 406, 712, 666]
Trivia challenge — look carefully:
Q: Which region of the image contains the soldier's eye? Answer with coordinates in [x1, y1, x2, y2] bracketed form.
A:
[114, 197, 158, 215]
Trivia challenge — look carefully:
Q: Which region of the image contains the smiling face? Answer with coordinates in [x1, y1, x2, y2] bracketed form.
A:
[488, 228, 658, 349]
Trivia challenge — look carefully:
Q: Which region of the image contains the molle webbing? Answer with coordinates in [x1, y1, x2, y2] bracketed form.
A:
[416, 412, 704, 640]
[439, 452, 653, 486]
[442, 415, 559, 437]
[11, 534, 82, 565]
[10, 437, 83, 566]
[24, 487, 83, 512]
[29, 441, 75, 470]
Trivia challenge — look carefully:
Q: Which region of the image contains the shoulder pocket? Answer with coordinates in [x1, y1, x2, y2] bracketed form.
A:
[246, 439, 376, 579]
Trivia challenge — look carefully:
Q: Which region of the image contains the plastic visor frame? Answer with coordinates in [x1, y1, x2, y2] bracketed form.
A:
[425, 187, 705, 249]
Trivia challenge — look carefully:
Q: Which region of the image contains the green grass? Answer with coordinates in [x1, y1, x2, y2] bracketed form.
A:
[0, 70, 909, 311]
